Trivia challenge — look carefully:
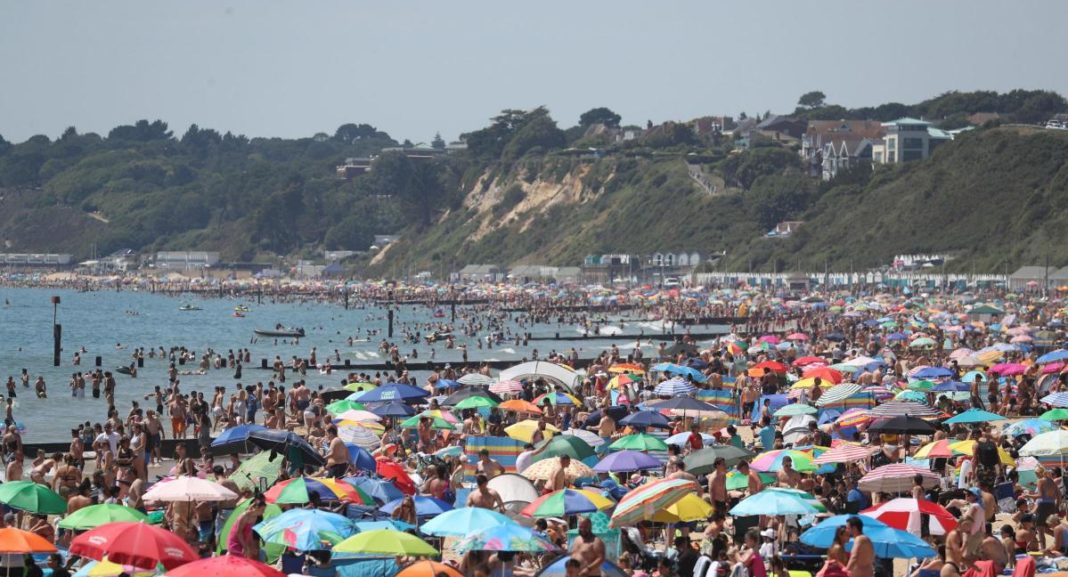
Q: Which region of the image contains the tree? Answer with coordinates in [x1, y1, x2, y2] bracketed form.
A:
[798, 91, 827, 109]
[579, 107, 622, 128]
[108, 120, 172, 141]
[431, 132, 446, 149]
[334, 123, 390, 143]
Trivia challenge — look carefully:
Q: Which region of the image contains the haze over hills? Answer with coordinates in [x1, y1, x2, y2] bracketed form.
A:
[0, 89, 1066, 275]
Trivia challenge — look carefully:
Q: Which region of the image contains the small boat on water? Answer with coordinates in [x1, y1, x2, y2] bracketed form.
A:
[255, 326, 305, 338]
[178, 303, 202, 311]
[235, 305, 251, 312]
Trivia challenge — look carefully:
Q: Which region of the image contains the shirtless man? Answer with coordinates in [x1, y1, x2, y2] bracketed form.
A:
[476, 450, 505, 479]
[979, 524, 1008, 574]
[707, 457, 729, 514]
[324, 426, 349, 477]
[466, 474, 505, 511]
[546, 455, 571, 493]
[845, 516, 875, 577]
[169, 394, 187, 439]
[570, 517, 606, 577]
[1034, 468, 1060, 550]
[777, 456, 801, 488]
[144, 411, 164, 465]
[738, 460, 763, 496]
[945, 513, 968, 572]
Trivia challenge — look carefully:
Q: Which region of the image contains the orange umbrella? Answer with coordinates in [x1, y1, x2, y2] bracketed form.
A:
[609, 363, 645, 375]
[498, 399, 543, 414]
[397, 561, 462, 577]
[801, 366, 843, 384]
[0, 527, 58, 553]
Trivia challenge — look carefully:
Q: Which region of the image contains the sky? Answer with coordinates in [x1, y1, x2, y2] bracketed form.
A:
[2, 0, 1067, 144]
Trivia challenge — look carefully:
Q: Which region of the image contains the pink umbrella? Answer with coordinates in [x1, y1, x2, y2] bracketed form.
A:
[759, 335, 781, 345]
[988, 363, 1028, 376]
[785, 333, 809, 341]
[859, 464, 939, 493]
[1042, 363, 1066, 375]
[489, 380, 524, 394]
[1010, 335, 1033, 343]
[949, 348, 976, 360]
[812, 443, 876, 465]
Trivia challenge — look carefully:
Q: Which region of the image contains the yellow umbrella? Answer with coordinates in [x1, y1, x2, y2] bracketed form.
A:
[343, 382, 377, 393]
[505, 420, 559, 443]
[790, 377, 823, 390]
[651, 493, 713, 523]
[87, 557, 156, 577]
[521, 457, 595, 483]
[950, 440, 1015, 466]
[336, 420, 385, 434]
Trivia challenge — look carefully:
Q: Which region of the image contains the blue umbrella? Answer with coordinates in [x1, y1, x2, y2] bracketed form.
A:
[353, 383, 429, 403]
[619, 410, 672, 429]
[592, 450, 663, 473]
[730, 488, 819, 516]
[254, 508, 354, 551]
[1041, 392, 1068, 408]
[944, 408, 1006, 425]
[380, 495, 452, 518]
[654, 378, 697, 397]
[534, 555, 628, 577]
[370, 402, 416, 418]
[344, 476, 405, 504]
[1038, 350, 1068, 364]
[248, 429, 325, 466]
[931, 381, 970, 392]
[435, 379, 461, 390]
[210, 423, 268, 454]
[800, 515, 936, 558]
[419, 506, 513, 537]
[912, 367, 954, 379]
[961, 370, 987, 382]
[651, 363, 707, 383]
[886, 332, 908, 342]
[353, 519, 414, 532]
[344, 444, 377, 473]
[1003, 418, 1058, 438]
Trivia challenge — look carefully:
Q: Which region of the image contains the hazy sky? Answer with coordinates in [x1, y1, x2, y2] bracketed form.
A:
[3, 1, 1067, 144]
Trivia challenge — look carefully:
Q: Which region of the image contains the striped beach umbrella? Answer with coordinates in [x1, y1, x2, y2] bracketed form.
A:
[814, 383, 862, 407]
[338, 424, 380, 449]
[750, 449, 818, 473]
[869, 400, 940, 418]
[812, 443, 876, 465]
[489, 380, 524, 395]
[1041, 392, 1068, 408]
[609, 478, 698, 528]
[835, 408, 872, 428]
[264, 477, 373, 506]
[654, 378, 696, 397]
[859, 464, 939, 493]
[520, 489, 613, 518]
[457, 373, 495, 387]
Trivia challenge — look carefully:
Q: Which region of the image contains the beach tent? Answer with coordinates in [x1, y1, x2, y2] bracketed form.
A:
[499, 361, 581, 392]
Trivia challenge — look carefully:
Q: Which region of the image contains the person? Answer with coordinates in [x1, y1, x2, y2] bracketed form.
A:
[570, 517, 605, 577]
[22, 556, 42, 577]
[675, 535, 699, 577]
[826, 525, 850, 566]
[324, 425, 348, 477]
[547, 455, 570, 493]
[476, 449, 505, 479]
[466, 474, 505, 511]
[845, 516, 874, 577]
[979, 523, 1007, 574]
[758, 528, 777, 560]
[391, 495, 418, 527]
[1033, 467, 1059, 550]
[737, 528, 767, 577]
[228, 494, 265, 558]
[686, 423, 704, 453]
[777, 456, 800, 488]
[707, 457, 728, 514]
[46, 554, 70, 577]
[515, 443, 536, 474]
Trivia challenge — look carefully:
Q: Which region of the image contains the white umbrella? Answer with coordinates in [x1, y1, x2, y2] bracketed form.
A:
[338, 425, 381, 449]
[458, 373, 495, 386]
[562, 428, 604, 447]
[333, 410, 382, 422]
[1019, 430, 1068, 457]
[486, 473, 540, 505]
[143, 476, 238, 503]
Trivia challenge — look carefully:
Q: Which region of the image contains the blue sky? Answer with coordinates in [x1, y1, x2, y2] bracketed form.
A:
[2, 0, 1066, 143]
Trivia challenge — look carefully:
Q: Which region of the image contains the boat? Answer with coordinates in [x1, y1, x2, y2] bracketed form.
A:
[115, 366, 133, 375]
[254, 327, 305, 338]
[235, 305, 251, 312]
[178, 304, 202, 311]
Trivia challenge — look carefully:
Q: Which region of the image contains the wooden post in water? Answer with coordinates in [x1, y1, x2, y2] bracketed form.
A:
[51, 295, 61, 367]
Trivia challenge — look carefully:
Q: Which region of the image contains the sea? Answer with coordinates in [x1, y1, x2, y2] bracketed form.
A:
[0, 286, 730, 441]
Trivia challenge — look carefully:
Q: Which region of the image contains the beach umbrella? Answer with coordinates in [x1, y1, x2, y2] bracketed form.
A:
[683, 445, 755, 474]
[498, 399, 543, 414]
[532, 435, 596, 463]
[1042, 392, 1068, 408]
[487, 473, 540, 505]
[835, 408, 873, 428]
[799, 514, 936, 558]
[665, 431, 716, 447]
[652, 493, 714, 523]
[533, 391, 581, 407]
[607, 374, 640, 390]
[609, 478, 698, 527]
[254, 508, 354, 551]
[520, 489, 613, 518]
[419, 507, 512, 537]
[1038, 350, 1068, 364]
[353, 383, 430, 403]
[1004, 418, 1058, 438]
[442, 386, 503, 405]
[649, 397, 720, 414]
[906, 379, 936, 392]
[344, 443, 377, 474]
[610, 363, 646, 374]
[792, 356, 827, 367]
[786, 332, 809, 341]
[457, 373, 496, 387]
[773, 403, 817, 418]
[333, 530, 438, 557]
[75, 557, 156, 577]
[812, 443, 876, 465]
[0, 527, 57, 555]
[815, 383, 863, 407]
[490, 380, 525, 395]
[801, 367, 843, 384]
[338, 424, 381, 449]
[653, 378, 697, 397]
[609, 433, 668, 452]
[863, 498, 958, 536]
[210, 423, 269, 454]
[730, 488, 819, 517]
[726, 470, 775, 491]
[144, 476, 238, 503]
[400, 414, 456, 430]
[911, 367, 954, 379]
[910, 337, 936, 349]
[562, 428, 604, 447]
[353, 520, 415, 533]
[377, 459, 418, 495]
[457, 523, 558, 553]
[522, 458, 595, 483]
[343, 382, 377, 393]
[913, 439, 956, 459]
[867, 415, 937, 435]
[943, 408, 1007, 425]
[70, 522, 197, 570]
[893, 390, 927, 403]
[165, 556, 285, 577]
[989, 363, 1028, 376]
[454, 396, 499, 410]
[344, 476, 404, 504]
[265, 477, 373, 505]
[370, 401, 416, 418]
[333, 409, 382, 423]
[752, 361, 788, 374]
[860, 464, 939, 493]
[651, 363, 707, 383]
[931, 381, 970, 392]
[506, 419, 560, 443]
[618, 410, 672, 429]
[381, 495, 452, 518]
[869, 400, 940, 418]
[593, 450, 663, 473]
[1020, 429, 1068, 457]
[215, 499, 283, 559]
[247, 429, 325, 466]
[750, 449, 818, 473]
[1040, 408, 1068, 422]
[0, 481, 67, 515]
[59, 504, 148, 530]
[396, 561, 463, 577]
[325, 400, 366, 415]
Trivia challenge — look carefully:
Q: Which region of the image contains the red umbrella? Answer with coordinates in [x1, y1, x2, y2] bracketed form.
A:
[166, 555, 286, 577]
[792, 356, 827, 367]
[376, 458, 417, 495]
[863, 497, 958, 536]
[801, 366, 843, 384]
[70, 522, 197, 570]
[752, 361, 788, 374]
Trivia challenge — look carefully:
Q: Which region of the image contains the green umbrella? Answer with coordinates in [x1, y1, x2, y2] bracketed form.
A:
[773, 404, 817, 418]
[333, 529, 438, 556]
[1040, 408, 1068, 422]
[609, 433, 668, 452]
[726, 470, 775, 491]
[454, 396, 498, 410]
[216, 498, 284, 561]
[907, 380, 936, 391]
[343, 382, 376, 393]
[229, 450, 284, 492]
[399, 415, 456, 430]
[0, 481, 66, 514]
[58, 503, 148, 530]
[683, 445, 755, 474]
[326, 400, 366, 415]
[531, 435, 597, 464]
